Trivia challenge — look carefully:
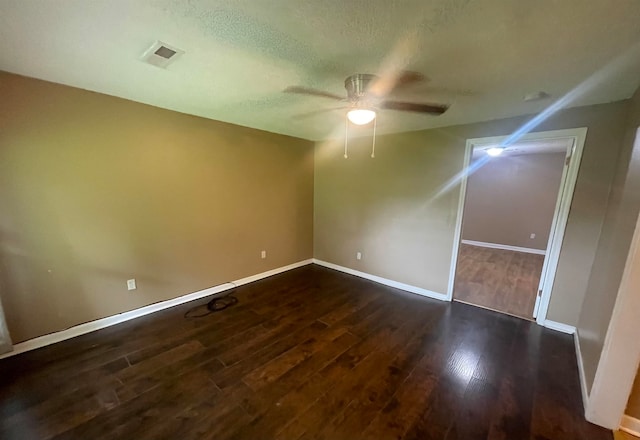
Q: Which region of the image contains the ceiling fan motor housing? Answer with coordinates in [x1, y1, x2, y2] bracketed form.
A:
[344, 74, 377, 102]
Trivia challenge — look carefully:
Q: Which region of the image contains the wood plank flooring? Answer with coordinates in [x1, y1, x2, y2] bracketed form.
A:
[454, 244, 545, 319]
[0, 264, 610, 439]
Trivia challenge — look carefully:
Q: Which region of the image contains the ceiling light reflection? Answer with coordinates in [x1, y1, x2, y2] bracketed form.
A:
[486, 147, 504, 157]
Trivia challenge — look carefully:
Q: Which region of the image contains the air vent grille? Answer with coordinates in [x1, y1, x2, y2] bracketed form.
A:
[154, 46, 177, 59]
[141, 41, 184, 68]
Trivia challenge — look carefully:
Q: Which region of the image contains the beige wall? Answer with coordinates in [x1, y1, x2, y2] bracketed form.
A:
[462, 153, 566, 249]
[0, 72, 314, 343]
[314, 130, 465, 294]
[315, 101, 629, 326]
[577, 87, 640, 393]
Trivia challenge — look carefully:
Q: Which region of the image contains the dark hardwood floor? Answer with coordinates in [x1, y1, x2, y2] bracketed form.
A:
[0, 264, 610, 439]
[454, 244, 545, 319]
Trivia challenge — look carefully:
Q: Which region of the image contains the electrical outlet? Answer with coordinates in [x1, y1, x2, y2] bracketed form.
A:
[261, 250, 267, 259]
[356, 252, 362, 260]
[127, 279, 137, 291]
[530, 233, 536, 239]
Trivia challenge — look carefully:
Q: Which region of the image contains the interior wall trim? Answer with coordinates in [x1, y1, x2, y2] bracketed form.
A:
[574, 329, 589, 414]
[586, 202, 640, 429]
[447, 141, 474, 301]
[620, 415, 640, 437]
[312, 259, 448, 301]
[543, 319, 576, 334]
[461, 239, 546, 255]
[0, 258, 313, 360]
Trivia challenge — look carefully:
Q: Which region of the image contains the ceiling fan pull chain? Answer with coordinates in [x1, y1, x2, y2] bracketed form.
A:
[344, 113, 349, 158]
[371, 117, 377, 158]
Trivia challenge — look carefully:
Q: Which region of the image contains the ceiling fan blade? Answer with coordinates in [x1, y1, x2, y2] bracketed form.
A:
[394, 71, 427, 89]
[368, 70, 427, 98]
[284, 86, 344, 101]
[292, 106, 346, 120]
[380, 100, 449, 115]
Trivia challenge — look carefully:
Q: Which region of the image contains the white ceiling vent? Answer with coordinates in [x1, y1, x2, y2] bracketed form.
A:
[140, 41, 184, 68]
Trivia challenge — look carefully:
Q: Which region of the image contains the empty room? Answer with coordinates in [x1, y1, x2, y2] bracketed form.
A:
[454, 138, 570, 320]
[1, 1, 640, 439]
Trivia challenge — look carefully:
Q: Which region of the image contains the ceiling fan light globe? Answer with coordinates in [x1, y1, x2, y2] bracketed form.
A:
[347, 109, 376, 125]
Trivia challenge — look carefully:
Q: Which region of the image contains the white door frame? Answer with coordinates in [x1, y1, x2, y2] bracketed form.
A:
[0, 297, 12, 355]
[446, 127, 588, 326]
[586, 195, 640, 429]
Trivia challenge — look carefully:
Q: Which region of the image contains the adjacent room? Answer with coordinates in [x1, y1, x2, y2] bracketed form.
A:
[1, 1, 640, 439]
[454, 138, 570, 320]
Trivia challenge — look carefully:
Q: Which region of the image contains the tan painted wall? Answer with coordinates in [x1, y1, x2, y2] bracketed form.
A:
[0, 72, 314, 343]
[578, 87, 640, 393]
[315, 101, 629, 326]
[462, 153, 566, 250]
[314, 129, 465, 294]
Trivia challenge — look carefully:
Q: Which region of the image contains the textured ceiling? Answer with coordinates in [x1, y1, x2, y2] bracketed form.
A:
[1, 0, 640, 140]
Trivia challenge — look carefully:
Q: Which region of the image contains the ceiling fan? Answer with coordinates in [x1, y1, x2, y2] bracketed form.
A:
[284, 72, 449, 125]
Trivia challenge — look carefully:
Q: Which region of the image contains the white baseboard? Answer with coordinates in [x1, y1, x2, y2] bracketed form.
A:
[574, 330, 589, 414]
[0, 259, 313, 360]
[461, 239, 546, 255]
[543, 319, 576, 334]
[620, 415, 640, 437]
[233, 259, 313, 287]
[312, 259, 448, 301]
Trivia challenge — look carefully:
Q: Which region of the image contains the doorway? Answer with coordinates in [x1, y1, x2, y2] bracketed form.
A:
[447, 128, 588, 324]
